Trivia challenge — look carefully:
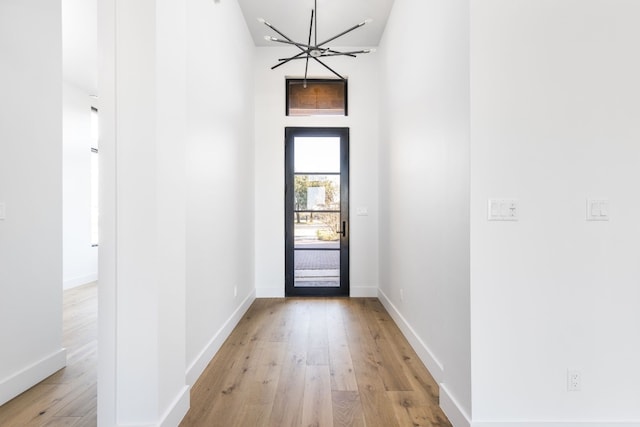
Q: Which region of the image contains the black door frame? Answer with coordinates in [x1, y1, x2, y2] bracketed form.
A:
[284, 127, 350, 297]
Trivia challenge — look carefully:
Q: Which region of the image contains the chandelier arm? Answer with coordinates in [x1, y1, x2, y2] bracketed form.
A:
[268, 37, 314, 50]
[312, 57, 345, 80]
[271, 51, 307, 70]
[304, 57, 310, 82]
[314, 0, 318, 46]
[278, 49, 355, 61]
[260, 20, 298, 45]
[317, 21, 368, 47]
[320, 50, 374, 57]
[276, 54, 338, 62]
[326, 49, 357, 58]
[261, 19, 313, 61]
[305, 9, 314, 85]
[307, 10, 314, 47]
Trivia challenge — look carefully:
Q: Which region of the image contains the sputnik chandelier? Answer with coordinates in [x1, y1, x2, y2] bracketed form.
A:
[258, 0, 375, 83]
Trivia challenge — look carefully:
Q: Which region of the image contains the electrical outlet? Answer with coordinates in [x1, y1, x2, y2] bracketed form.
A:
[567, 370, 581, 391]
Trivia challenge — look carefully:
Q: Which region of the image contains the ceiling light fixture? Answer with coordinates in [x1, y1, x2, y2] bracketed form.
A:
[258, 0, 375, 85]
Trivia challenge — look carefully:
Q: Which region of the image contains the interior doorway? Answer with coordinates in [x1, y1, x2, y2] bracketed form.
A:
[284, 127, 350, 296]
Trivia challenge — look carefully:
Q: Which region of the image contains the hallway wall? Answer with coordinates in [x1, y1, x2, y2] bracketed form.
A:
[62, 82, 98, 289]
[378, 0, 472, 423]
[380, 1, 640, 425]
[0, 0, 66, 405]
[470, 0, 640, 423]
[185, 0, 256, 385]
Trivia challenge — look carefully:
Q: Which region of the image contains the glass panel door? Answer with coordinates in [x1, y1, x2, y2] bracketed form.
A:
[285, 128, 349, 296]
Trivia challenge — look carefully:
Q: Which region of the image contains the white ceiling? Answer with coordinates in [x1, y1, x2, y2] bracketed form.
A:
[237, 0, 395, 47]
[61, 0, 395, 94]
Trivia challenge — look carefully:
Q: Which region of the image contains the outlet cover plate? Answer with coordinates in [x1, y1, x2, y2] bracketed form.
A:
[567, 370, 581, 391]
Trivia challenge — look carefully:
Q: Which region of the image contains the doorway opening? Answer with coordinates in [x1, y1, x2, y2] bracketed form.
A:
[285, 127, 350, 296]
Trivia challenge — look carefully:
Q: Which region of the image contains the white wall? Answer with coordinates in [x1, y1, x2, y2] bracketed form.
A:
[98, 0, 189, 424]
[184, 0, 256, 385]
[63, 82, 98, 289]
[377, 0, 472, 423]
[98, 0, 255, 423]
[0, 0, 66, 405]
[470, 0, 640, 423]
[254, 47, 380, 298]
[62, 0, 98, 95]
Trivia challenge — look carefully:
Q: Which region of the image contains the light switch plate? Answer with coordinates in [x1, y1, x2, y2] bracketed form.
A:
[356, 207, 368, 216]
[488, 199, 519, 221]
[0, 203, 5, 220]
[587, 199, 609, 221]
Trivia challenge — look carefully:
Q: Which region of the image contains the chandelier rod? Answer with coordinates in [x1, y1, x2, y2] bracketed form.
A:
[305, 9, 314, 84]
[271, 51, 306, 70]
[311, 57, 344, 80]
[317, 20, 370, 48]
[278, 49, 373, 61]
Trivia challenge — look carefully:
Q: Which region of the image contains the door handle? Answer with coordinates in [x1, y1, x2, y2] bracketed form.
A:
[336, 221, 346, 237]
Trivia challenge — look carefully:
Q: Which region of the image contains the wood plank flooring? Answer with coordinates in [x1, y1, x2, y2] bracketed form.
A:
[180, 298, 452, 427]
[0, 283, 97, 427]
[0, 290, 451, 427]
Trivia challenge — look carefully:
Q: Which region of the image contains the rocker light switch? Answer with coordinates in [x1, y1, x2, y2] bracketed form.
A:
[587, 199, 609, 221]
[488, 199, 519, 221]
[356, 207, 368, 216]
[0, 203, 5, 220]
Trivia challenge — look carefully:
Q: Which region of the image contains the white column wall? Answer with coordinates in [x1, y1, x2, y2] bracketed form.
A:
[470, 0, 640, 423]
[0, 0, 66, 406]
[253, 47, 380, 298]
[377, 0, 472, 423]
[97, 0, 189, 424]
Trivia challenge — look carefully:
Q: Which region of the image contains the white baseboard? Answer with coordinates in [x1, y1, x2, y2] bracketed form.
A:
[440, 384, 472, 427]
[63, 273, 98, 290]
[0, 348, 67, 405]
[350, 285, 378, 297]
[473, 422, 640, 427]
[377, 289, 444, 383]
[158, 385, 190, 427]
[255, 287, 284, 298]
[186, 290, 255, 386]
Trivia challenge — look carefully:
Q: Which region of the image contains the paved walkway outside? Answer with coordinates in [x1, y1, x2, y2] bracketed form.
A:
[294, 222, 341, 287]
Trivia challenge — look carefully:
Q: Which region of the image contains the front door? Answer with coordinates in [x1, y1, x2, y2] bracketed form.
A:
[285, 127, 349, 296]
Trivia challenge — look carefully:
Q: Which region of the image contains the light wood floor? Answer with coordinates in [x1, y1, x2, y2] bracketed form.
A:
[0, 290, 451, 427]
[180, 298, 452, 427]
[0, 282, 97, 427]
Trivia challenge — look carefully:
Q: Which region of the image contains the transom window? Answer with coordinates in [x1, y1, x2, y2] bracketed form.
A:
[286, 78, 348, 116]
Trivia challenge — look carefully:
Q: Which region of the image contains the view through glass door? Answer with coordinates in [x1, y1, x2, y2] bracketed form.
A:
[285, 127, 349, 296]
